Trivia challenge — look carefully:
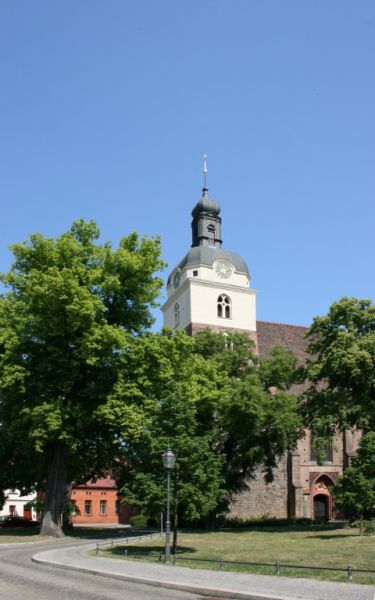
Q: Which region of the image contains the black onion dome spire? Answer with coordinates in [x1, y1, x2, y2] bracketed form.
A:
[191, 155, 222, 248]
[191, 187, 221, 218]
[166, 156, 250, 287]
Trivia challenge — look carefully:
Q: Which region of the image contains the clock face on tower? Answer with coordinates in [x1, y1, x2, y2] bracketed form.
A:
[215, 260, 233, 279]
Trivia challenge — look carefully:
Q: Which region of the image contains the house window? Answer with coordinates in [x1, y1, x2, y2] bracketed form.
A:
[174, 303, 180, 327]
[193, 270, 198, 277]
[84, 500, 92, 516]
[100, 500, 107, 516]
[217, 295, 231, 319]
[9, 505, 16, 516]
[115, 500, 120, 515]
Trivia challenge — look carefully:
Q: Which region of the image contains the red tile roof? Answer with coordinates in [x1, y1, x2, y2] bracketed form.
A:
[74, 475, 117, 489]
[256, 320, 309, 394]
[257, 320, 308, 363]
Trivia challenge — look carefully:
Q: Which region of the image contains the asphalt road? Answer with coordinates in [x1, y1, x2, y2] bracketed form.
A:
[0, 541, 211, 600]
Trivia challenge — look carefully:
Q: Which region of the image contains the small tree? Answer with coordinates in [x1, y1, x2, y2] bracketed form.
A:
[334, 432, 375, 535]
[303, 297, 375, 436]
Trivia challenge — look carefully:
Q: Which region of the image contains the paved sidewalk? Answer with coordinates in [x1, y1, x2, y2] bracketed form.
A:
[31, 539, 375, 600]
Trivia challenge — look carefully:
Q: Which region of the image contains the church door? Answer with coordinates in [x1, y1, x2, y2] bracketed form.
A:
[314, 494, 328, 520]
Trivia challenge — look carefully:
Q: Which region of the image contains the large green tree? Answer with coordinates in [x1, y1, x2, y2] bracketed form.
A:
[116, 328, 302, 543]
[0, 220, 164, 536]
[193, 330, 302, 495]
[108, 329, 225, 549]
[302, 297, 375, 437]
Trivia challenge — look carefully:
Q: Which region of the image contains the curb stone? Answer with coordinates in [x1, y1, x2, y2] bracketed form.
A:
[32, 550, 298, 600]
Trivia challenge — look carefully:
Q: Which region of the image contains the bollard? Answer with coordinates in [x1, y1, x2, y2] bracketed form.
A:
[347, 565, 352, 581]
[96, 544, 99, 555]
[220, 556, 224, 570]
[276, 561, 280, 576]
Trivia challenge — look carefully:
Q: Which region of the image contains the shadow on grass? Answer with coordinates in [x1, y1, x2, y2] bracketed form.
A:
[67, 527, 155, 540]
[308, 532, 360, 539]
[107, 544, 197, 557]
[0, 528, 40, 537]
[183, 523, 346, 535]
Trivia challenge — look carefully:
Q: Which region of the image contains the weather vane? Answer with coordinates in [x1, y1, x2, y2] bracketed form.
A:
[203, 154, 208, 188]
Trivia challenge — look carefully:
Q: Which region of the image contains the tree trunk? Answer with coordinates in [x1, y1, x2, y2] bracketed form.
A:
[360, 511, 364, 536]
[40, 442, 67, 537]
[62, 482, 73, 531]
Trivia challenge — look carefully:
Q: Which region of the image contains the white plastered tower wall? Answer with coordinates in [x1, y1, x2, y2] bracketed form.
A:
[162, 265, 257, 334]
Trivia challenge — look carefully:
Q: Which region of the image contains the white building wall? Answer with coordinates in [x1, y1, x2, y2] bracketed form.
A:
[0, 489, 37, 519]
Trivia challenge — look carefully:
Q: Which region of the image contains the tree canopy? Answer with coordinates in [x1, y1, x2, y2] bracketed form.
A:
[302, 297, 375, 437]
[117, 328, 302, 538]
[0, 220, 165, 536]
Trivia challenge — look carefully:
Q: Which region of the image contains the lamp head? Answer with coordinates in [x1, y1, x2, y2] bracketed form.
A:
[162, 448, 176, 471]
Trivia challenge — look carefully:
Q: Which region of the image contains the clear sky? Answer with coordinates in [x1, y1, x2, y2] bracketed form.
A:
[0, 1, 374, 330]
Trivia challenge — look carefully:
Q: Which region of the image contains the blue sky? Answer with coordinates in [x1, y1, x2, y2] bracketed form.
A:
[0, 1, 374, 330]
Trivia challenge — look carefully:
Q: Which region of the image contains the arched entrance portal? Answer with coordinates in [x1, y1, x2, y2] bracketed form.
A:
[314, 494, 329, 520]
[311, 475, 334, 521]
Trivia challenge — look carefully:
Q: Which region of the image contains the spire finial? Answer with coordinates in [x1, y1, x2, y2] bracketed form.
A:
[203, 154, 208, 190]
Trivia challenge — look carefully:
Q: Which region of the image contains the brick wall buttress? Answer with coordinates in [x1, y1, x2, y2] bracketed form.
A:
[228, 455, 289, 520]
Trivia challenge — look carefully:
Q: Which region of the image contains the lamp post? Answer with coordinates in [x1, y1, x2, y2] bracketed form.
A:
[161, 448, 176, 563]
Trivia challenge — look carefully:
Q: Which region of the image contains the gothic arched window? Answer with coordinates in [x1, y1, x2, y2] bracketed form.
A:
[174, 303, 180, 327]
[310, 434, 333, 463]
[217, 295, 231, 319]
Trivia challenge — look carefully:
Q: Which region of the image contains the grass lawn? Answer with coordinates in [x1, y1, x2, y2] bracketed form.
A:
[98, 524, 375, 585]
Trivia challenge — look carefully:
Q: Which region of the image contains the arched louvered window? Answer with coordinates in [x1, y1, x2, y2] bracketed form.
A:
[174, 303, 180, 327]
[207, 224, 215, 246]
[217, 294, 231, 319]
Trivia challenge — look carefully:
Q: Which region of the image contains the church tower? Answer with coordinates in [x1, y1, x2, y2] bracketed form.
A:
[162, 159, 257, 339]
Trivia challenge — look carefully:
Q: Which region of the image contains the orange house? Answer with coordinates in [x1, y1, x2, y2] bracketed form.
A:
[71, 474, 131, 525]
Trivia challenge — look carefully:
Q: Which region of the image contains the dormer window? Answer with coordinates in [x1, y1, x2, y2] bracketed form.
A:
[217, 294, 231, 319]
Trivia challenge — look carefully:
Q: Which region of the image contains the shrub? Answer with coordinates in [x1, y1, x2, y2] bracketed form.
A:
[217, 516, 313, 529]
[129, 514, 149, 528]
[364, 520, 375, 535]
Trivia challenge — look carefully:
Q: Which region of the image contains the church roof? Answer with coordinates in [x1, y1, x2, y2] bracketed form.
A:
[256, 320, 309, 394]
[256, 320, 308, 363]
[74, 475, 117, 489]
[191, 189, 221, 217]
[167, 246, 250, 285]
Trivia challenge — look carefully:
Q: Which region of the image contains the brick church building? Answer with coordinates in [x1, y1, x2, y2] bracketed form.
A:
[161, 175, 359, 521]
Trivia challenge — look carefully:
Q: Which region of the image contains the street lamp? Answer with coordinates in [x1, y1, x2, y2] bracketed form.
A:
[162, 448, 176, 563]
